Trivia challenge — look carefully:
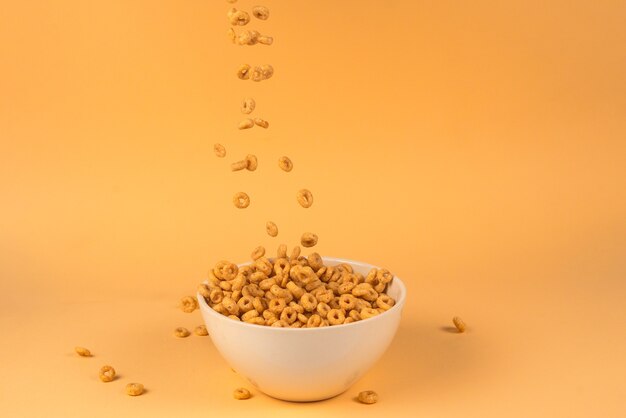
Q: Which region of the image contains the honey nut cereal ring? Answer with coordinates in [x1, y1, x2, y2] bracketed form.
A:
[357, 390, 378, 404]
[194, 325, 209, 336]
[214, 261, 239, 280]
[255, 257, 273, 276]
[268, 298, 287, 315]
[300, 293, 318, 312]
[237, 295, 255, 312]
[238, 118, 254, 129]
[289, 301, 304, 314]
[209, 288, 224, 304]
[228, 314, 241, 321]
[270, 284, 290, 299]
[250, 271, 267, 284]
[237, 29, 259, 45]
[296, 189, 314, 208]
[222, 297, 240, 315]
[233, 192, 250, 208]
[280, 307, 298, 324]
[327, 309, 346, 325]
[245, 317, 265, 325]
[286, 281, 305, 299]
[227, 27, 236, 43]
[236, 64, 251, 80]
[257, 35, 273, 45]
[306, 314, 323, 327]
[227, 9, 250, 26]
[307, 252, 324, 271]
[214, 143, 226, 158]
[241, 309, 259, 322]
[234, 387, 252, 400]
[349, 309, 362, 321]
[338, 282, 356, 295]
[126, 383, 144, 396]
[252, 5, 270, 20]
[343, 317, 355, 324]
[174, 327, 191, 338]
[198, 283, 211, 298]
[246, 154, 258, 171]
[241, 97, 255, 114]
[231, 159, 248, 171]
[99, 365, 116, 382]
[290, 245, 301, 261]
[376, 294, 395, 311]
[254, 118, 269, 129]
[278, 156, 293, 172]
[271, 320, 289, 327]
[339, 294, 357, 310]
[277, 244, 288, 259]
[251, 245, 265, 260]
[260, 64, 274, 79]
[316, 302, 331, 318]
[266, 221, 278, 237]
[259, 277, 276, 290]
[213, 303, 228, 315]
[219, 281, 232, 291]
[253, 296, 266, 314]
[180, 296, 198, 313]
[297, 313, 309, 323]
[360, 308, 379, 320]
[453, 316, 466, 333]
[291, 322, 302, 328]
[75, 346, 91, 357]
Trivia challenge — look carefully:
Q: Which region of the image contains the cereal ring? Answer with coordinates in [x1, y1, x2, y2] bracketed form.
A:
[357, 390, 378, 404]
[198, 283, 211, 299]
[258, 35, 273, 45]
[296, 189, 314, 208]
[246, 154, 258, 171]
[227, 27, 236, 43]
[234, 387, 252, 400]
[213, 303, 228, 315]
[222, 297, 240, 315]
[297, 313, 309, 323]
[75, 346, 91, 357]
[349, 309, 361, 321]
[99, 365, 116, 382]
[290, 245, 301, 261]
[253, 296, 266, 314]
[306, 314, 322, 327]
[237, 295, 255, 312]
[241, 309, 259, 322]
[236, 64, 251, 79]
[227, 9, 250, 26]
[277, 244, 288, 259]
[453, 316, 466, 333]
[338, 282, 356, 295]
[209, 288, 224, 304]
[255, 257, 273, 276]
[286, 281, 305, 300]
[241, 97, 256, 114]
[214, 261, 239, 280]
[231, 159, 248, 171]
[254, 118, 269, 128]
[300, 232, 318, 248]
[233, 192, 250, 208]
[245, 316, 265, 325]
[214, 143, 226, 158]
[252, 5, 270, 20]
[251, 245, 265, 261]
[266, 221, 278, 237]
[260, 64, 274, 79]
[126, 383, 144, 396]
[237, 29, 258, 45]
[375, 294, 395, 311]
[238, 118, 254, 129]
[271, 320, 288, 327]
[316, 288, 334, 304]
[360, 308, 379, 320]
[343, 317, 355, 324]
[316, 302, 331, 318]
[194, 325, 209, 336]
[250, 66, 263, 82]
[280, 307, 298, 324]
[299, 293, 318, 312]
[180, 296, 198, 313]
[259, 277, 276, 290]
[174, 327, 191, 338]
[327, 309, 346, 325]
[268, 298, 287, 315]
[278, 156, 293, 172]
[339, 294, 357, 310]
[307, 252, 324, 271]
[228, 314, 241, 321]
[291, 321, 302, 328]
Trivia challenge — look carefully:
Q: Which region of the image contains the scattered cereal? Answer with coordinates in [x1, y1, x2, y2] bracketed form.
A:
[252, 6, 270, 20]
[126, 383, 144, 396]
[258, 35, 273, 45]
[241, 98, 256, 114]
[238, 118, 254, 129]
[180, 296, 198, 313]
[236, 64, 251, 80]
[357, 390, 378, 404]
[251, 245, 265, 260]
[233, 192, 250, 208]
[254, 118, 269, 129]
[278, 156, 293, 172]
[75, 346, 91, 357]
[453, 316, 466, 333]
[236, 29, 259, 45]
[194, 325, 209, 336]
[99, 365, 116, 382]
[234, 387, 252, 400]
[227, 8, 250, 26]
[246, 154, 258, 171]
[174, 327, 191, 338]
[260, 64, 274, 79]
[214, 143, 226, 158]
[296, 189, 314, 208]
[300, 232, 318, 248]
[231, 159, 248, 171]
[266, 221, 278, 237]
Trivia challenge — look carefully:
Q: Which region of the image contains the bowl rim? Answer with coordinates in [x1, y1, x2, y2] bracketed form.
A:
[197, 256, 407, 332]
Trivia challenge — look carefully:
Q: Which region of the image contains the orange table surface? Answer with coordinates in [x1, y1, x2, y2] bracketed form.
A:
[1, 1, 625, 417]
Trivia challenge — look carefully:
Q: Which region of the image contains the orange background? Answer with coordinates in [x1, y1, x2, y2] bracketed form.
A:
[1, 1, 625, 417]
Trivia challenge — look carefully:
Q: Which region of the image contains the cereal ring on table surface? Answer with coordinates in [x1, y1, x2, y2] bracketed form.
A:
[174, 327, 191, 338]
[126, 383, 144, 396]
[357, 390, 378, 404]
[194, 325, 209, 336]
[234, 387, 252, 400]
[254, 118, 269, 128]
[307, 252, 324, 271]
[214, 143, 226, 158]
[233, 192, 250, 208]
[231, 159, 247, 171]
[296, 189, 314, 208]
[99, 365, 116, 382]
[75, 346, 91, 357]
[327, 309, 346, 325]
[453, 316, 466, 333]
[301, 232, 318, 248]
[251, 245, 265, 261]
[238, 118, 254, 129]
[246, 154, 258, 171]
[227, 9, 250, 26]
[236, 64, 251, 79]
[375, 294, 395, 311]
[360, 308, 379, 320]
[180, 296, 198, 313]
[278, 156, 293, 172]
[241, 97, 255, 114]
[252, 5, 269, 20]
[266, 221, 278, 237]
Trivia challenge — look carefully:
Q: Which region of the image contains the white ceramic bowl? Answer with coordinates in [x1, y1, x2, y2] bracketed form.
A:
[197, 257, 407, 402]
